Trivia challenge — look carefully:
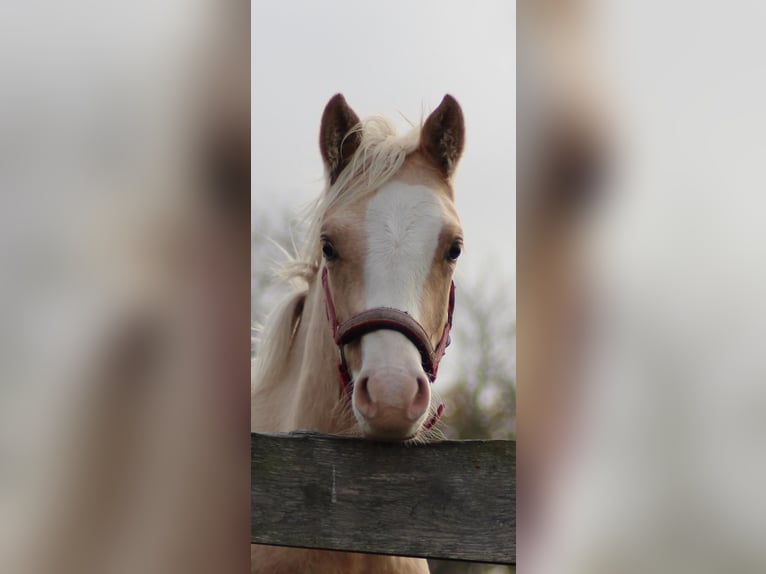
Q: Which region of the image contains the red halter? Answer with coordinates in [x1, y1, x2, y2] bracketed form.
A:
[321, 267, 454, 430]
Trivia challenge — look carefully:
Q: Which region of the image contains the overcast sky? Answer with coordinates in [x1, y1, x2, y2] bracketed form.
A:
[252, 1, 516, 293]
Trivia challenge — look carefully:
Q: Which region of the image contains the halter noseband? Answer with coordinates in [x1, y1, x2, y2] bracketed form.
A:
[321, 267, 454, 429]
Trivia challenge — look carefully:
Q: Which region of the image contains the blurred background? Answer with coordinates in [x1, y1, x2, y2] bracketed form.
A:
[0, 2, 250, 573]
[519, 1, 766, 573]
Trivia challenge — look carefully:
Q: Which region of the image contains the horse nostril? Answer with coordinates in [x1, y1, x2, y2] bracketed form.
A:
[409, 376, 431, 421]
[354, 376, 375, 416]
[414, 375, 428, 400]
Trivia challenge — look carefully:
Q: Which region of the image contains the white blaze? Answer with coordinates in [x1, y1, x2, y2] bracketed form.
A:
[359, 182, 443, 386]
[364, 181, 443, 316]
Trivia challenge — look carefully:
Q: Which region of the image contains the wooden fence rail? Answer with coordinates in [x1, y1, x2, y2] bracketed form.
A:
[251, 431, 516, 565]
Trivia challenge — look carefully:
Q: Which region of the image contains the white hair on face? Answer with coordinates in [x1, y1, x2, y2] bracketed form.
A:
[356, 181, 444, 402]
[364, 181, 443, 319]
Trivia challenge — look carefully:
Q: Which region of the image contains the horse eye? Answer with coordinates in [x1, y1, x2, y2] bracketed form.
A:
[321, 239, 338, 261]
[447, 242, 462, 261]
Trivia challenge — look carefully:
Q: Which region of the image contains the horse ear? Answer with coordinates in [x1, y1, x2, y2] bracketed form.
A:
[319, 94, 362, 184]
[420, 94, 465, 179]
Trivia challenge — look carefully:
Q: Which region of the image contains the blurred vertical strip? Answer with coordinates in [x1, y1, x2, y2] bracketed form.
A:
[517, 0, 610, 570]
[521, 1, 766, 573]
[0, 1, 250, 573]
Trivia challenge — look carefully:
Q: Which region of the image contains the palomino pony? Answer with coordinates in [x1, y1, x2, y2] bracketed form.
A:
[251, 94, 465, 573]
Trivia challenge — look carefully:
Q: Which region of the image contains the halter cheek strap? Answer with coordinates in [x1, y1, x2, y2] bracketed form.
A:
[321, 267, 454, 430]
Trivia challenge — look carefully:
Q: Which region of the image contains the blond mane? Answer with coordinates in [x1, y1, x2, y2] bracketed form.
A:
[253, 115, 422, 384]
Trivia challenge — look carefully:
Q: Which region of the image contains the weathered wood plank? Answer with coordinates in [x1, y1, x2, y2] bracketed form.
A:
[251, 431, 515, 564]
